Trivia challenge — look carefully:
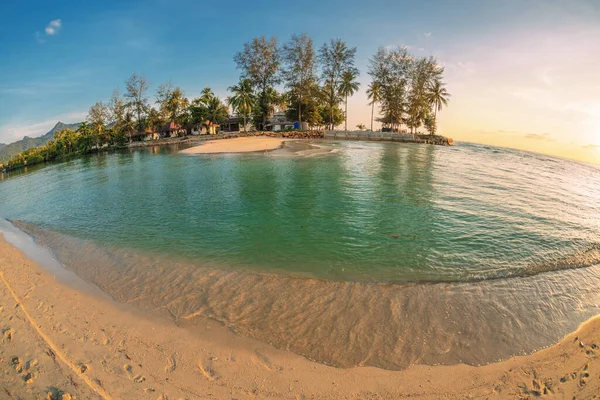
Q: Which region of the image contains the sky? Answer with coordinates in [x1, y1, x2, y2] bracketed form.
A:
[0, 0, 599, 165]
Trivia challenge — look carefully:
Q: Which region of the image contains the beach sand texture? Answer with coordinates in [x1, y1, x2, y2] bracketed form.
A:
[180, 137, 288, 154]
[1, 236, 599, 399]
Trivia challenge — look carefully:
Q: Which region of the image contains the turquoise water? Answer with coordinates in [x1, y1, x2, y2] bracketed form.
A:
[2, 140, 600, 369]
[1, 141, 599, 282]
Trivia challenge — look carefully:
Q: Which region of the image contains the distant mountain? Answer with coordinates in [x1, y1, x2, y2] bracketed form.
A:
[0, 121, 81, 162]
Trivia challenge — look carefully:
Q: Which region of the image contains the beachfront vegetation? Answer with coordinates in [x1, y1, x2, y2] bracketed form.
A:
[339, 70, 361, 132]
[368, 46, 450, 134]
[2, 35, 450, 172]
[234, 36, 282, 130]
[367, 81, 382, 132]
[319, 39, 359, 131]
[281, 33, 317, 127]
[227, 79, 255, 132]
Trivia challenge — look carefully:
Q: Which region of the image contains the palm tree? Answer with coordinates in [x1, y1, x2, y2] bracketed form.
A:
[200, 87, 215, 104]
[428, 79, 450, 120]
[228, 79, 255, 132]
[338, 71, 360, 131]
[205, 96, 228, 125]
[366, 81, 382, 132]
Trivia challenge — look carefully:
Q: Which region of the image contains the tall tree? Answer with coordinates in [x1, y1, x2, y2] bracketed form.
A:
[200, 87, 215, 104]
[147, 107, 164, 132]
[428, 78, 450, 120]
[318, 39, 358, 130]
[88, 101, 109, 148]
[368, 46, 412, 132]
[228, 78, 255, 132]
[281, 33, 316, 127]
[234, 36, 281, 130]
[108, 89, 126, 129]
[76, 122, 95, 153]
[125, 73, 150, 132]
[88, 101, 108, 131]
[406, 57, 439, 133]
[189, 89, 228, 129]
[156, 83, 189, 124]
[366, 81, 381, 132]
[204, 96, 229, 125]
[338, 70, 360, 131]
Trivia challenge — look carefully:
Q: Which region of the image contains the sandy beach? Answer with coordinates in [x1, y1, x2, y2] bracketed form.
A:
[0, 235, 598, 399]
[180, 137, 288, 154]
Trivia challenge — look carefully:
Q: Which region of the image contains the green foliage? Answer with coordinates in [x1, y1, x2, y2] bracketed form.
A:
[367, 81, 382, 131]
[423, 112, 437, 135]
[228, 79, 256, 131]
[125, 73, 150, 133]
[234, 36, 281, 130]
[156, 83, 189, 125]
[319, 39, 358, 130]
[368, 46, 450, 133]
[2, 117, 131, 172]
[339, 70, 360, 131]
[189, 89, 229, 128]
[281, 33, 317, 125]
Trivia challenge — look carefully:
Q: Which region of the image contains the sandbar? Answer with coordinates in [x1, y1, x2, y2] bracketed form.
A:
[181, 136, 288, 154]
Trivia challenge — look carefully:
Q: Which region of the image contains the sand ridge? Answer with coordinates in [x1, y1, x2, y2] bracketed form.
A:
[180, 136, 289, 154]
[0, 235, 599, 399]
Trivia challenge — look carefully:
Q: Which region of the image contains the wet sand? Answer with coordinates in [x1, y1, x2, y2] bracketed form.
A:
[1, 235, 599, 399]
[180, 136, 288, 154]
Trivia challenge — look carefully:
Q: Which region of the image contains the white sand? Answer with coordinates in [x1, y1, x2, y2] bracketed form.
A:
[1, 235, 599, 399]
[181, 137, 287, 154]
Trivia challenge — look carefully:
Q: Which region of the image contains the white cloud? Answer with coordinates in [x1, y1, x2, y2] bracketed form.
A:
[424, 32, 432, 37]
[44, 19, 62, 36]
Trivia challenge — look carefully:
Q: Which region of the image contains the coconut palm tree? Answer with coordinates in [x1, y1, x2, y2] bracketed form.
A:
[200, 87, 215, 104]
[228, 79, 255, 132]
[428, 79, 450, 120]
[338, 71, 360, 132]
[366, 81, 382, 132]
[205, 96, 229, 125]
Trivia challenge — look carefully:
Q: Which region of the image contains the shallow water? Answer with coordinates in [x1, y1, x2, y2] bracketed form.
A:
[1, 140, 599, 369]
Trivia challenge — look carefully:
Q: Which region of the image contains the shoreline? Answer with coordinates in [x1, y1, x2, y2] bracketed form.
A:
[1, 234, 599, 398]
[180, 136, 289, 154]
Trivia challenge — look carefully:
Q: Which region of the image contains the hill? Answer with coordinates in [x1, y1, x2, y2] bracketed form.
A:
[0, 121, 81, 161]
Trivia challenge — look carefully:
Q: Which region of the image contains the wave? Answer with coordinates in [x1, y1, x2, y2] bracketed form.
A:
[8, 219, 600, 371]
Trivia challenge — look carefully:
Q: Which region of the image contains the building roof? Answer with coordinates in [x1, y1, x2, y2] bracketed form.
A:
[158, 121, 181, 132]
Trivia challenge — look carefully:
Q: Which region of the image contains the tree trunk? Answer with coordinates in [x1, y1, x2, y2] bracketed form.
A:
[330, 105, 334, 131]
[345, 95, 348, 132]
[370, 103, 374, 132]
[298, 94, 302, 128]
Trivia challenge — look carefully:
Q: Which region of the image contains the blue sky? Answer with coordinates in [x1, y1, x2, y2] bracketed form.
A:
[1, 0, 599, 163]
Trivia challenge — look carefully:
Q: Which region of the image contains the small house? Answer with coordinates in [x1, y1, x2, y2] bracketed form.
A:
[267, 112, 295, 132]
[159, 122, 186, 138]
[131, 129, 159, 142]
[204, 120, 220, 135]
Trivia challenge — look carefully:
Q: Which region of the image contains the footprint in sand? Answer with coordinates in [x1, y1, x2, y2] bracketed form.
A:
[579, 363, 590, 387]
[10, 356, 38, 384]
[519, 379, 553, 396]
[197, 358, 218, 381]
[123, 364, 146, 383]
[164, 354, 176, 373]
[2, 327, 13, 343]
[11, 356, 22, 373]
